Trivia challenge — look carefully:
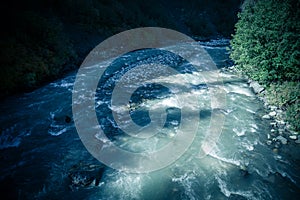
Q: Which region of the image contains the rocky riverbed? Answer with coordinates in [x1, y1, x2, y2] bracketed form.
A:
[1, 40, 299, 199]
[223, 66, 300, 151]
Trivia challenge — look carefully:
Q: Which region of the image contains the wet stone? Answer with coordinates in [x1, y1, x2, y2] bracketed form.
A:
[276, 136, 287, 145]
[270, 129, 276, 133]
[249, 81, 264, 94]
[269, 111, 276, 117]
[273, 148, 279, 153]
[289, 135, 297, 140]
[276, 120, 285, 125]
[278, 129, 285, 134]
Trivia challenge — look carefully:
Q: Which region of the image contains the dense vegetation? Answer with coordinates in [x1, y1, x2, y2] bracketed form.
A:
[230, 0, 300, 131]
[0, 0, 241, 97]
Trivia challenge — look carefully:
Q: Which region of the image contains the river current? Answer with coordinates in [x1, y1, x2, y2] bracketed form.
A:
[0, 39, 299, 199]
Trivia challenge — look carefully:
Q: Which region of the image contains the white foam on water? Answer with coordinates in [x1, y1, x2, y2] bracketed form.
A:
[100, 171, 143, 200]
[172, 172, 197, 200]
[160, 97, 180, 108]
[246, 108, 256, 114]
[50, 79, 74, 89]
[233, 127, 246, 136]
[216, 176, 255, 199]
[250, 123, 258, 129]
[241, 141, 254, 151]
[207, 148, 241, 167]
[48, 127, 68, 136]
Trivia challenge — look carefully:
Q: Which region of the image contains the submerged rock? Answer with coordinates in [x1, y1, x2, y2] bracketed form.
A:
[249, 81, 264, 94]
[68, 163, 105, 190]
[65, 115, 72, 123]
[274, 141, 282, 148]
[239, 165, 249, 177]
[239, 168, 249, 177]
[276, 136, 287, 145]
[272, 148, 279, 153]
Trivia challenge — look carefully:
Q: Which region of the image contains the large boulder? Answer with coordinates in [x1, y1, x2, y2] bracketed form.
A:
[249, 81, 265, 94]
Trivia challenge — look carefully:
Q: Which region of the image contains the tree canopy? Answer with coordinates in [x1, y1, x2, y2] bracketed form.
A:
[230, 0, 300, 130]
[231, 0, 300, 83]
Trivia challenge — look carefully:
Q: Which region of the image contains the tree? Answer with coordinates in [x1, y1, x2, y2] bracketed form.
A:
[230, 0, 300, 84]
[230, 0, 300, 131]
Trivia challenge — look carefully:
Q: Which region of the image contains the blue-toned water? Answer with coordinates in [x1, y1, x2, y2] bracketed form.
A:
[0, 40, 299, 199]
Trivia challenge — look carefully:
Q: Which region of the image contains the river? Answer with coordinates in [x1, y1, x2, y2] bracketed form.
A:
[0, 39, 299, 200]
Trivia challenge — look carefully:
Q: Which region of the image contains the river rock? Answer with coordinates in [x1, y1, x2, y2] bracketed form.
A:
[249, 81, 265, 94]
[276, 136, 287, 145]
[269, 111, 276, 117]
[295, 139, 300, 144]
[269, 106, 277, 111]
[278, 129, 285, 134]
[266, 140, 272, 145]
[239, 168, 249, 177]
[285, 124, 292, 129]
[272, 148, 279, 153]
[262, 114, 271, 119]
[264, 102, 269, 107]
[270, 129, 276, 133]
[65, 115, 71, 123]
[276, 120, 285, 125]
[289, 135, 297, 140]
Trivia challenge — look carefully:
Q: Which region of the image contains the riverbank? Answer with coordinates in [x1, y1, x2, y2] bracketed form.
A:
[0, 0, 241, 99]
[222, 66, 300, 150]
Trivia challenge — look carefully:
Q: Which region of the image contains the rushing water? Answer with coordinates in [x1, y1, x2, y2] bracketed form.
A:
[0, 39, 299, 200]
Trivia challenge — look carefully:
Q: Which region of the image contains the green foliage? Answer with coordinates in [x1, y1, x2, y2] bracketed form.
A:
[230, 0, 300, 131]
[230, 0, 300, 84]
[286, 102, 300, 131]
[266, 82, 300, 107]
[0, 0, 241, 97]
[266, 82, 300, 131]
[0, 11, 76, 96]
